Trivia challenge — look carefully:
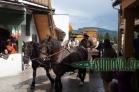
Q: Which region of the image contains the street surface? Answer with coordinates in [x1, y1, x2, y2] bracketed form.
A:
[0, 67, 104, 92]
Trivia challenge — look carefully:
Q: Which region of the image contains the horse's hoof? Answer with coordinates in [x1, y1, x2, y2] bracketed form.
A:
[79, 81, 83, 86]
[30, 86, 35, 89]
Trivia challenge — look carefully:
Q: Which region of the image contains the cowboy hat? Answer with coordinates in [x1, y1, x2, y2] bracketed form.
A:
[83, 33, 89, 37]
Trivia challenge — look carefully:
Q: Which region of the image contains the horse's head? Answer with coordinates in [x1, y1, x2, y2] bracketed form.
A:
[22, 41, 34, 64]
[40, 35, 62, 62]
[40, 36, 53, 61]
[40, 36, 53, 58]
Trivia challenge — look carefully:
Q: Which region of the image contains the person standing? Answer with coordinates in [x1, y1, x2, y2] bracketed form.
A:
[100, 39, 117, 92]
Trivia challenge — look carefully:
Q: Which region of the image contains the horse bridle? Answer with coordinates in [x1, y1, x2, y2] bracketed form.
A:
[23, 43, 34, 61]
[23, 43, 49, 67]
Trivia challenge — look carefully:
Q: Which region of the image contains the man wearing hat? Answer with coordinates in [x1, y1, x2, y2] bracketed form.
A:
[79, 33, 93, 60]
[68, 35, 79, 49]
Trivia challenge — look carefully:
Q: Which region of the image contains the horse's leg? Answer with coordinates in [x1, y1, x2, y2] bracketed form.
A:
[45, 68, 55, 85]
[78, 69, 82, 80]
[55, 77, 63, 92]
[30, 66, 37, 89]
[59, 78, 63, 89]
[55, 76, 59, 92]
[55, 71, 65, 92]
[81, 69, 86, 83]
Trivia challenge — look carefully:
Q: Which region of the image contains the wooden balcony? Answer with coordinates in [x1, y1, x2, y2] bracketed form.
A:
[1, 0, 49, 7]
[23, 0, 48, 6]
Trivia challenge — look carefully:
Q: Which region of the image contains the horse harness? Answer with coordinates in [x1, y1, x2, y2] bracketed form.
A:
[39, 48, 73, 68]
[23, 43, 48, 68]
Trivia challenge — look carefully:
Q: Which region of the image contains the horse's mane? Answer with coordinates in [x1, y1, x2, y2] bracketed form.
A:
[43, 36, 62, 53]
[51, 38, 62, 53]
[24, 41, 40, 57]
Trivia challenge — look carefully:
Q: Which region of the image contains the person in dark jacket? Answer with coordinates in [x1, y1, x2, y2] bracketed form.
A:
[79, 33, 93, 60]
[100, 39, 117, 92]
[79, 33, 93, 50]
[112, 71, 132, 92]
[133, 34, 139, 91]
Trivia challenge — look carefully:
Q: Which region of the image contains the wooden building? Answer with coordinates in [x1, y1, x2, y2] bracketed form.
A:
[112, 0, 139, 90]
[0, 0, 65, 77]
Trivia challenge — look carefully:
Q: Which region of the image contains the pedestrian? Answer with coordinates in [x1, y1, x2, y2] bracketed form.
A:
[133, 34, 139, 91]
[0, 48, 9, 60]
[79, 33, 93, 61]
[111, 71, 132, 92]
[110, 57, 132, 92]
[10, 36, 18, 52]
[100, 39, 117, 92]
[6, 39, 16, 54]
[68, 35, 79, 49]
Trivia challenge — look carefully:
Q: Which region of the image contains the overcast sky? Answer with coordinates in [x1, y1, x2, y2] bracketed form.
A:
[51, 0, 119, 31]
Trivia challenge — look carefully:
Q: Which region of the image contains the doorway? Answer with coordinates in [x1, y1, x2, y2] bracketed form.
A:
[0, 28, 10, 53]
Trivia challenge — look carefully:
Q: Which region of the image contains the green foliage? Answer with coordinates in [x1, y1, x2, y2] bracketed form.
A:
[110, 36, 114, 41]
[98, 33, 118, 44]
[104, 32, 111, 39]
[113, 36, 118, 44]
[98, 34, 104, 41]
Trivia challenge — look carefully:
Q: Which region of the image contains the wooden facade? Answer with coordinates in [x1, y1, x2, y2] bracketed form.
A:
[23, 0, 48, 6]
[113, 0, 139, 90]
[76, 35, 83, 42]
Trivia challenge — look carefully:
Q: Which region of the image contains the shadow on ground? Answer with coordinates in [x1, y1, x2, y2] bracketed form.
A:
[13, 73, 104, 92]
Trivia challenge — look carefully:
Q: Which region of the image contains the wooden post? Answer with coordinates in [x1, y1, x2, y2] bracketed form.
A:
[17, 25, 22, 53]
[123, 18, 137, 91]
[118, 13, 122, 52]
[48, 0, 55, 38]
[118, 29, 122, 52]
[123, 18, 134, 57]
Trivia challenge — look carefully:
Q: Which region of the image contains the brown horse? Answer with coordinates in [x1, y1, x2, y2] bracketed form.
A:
[39, 36, 88, 92]
[22, 41, 54, 89]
